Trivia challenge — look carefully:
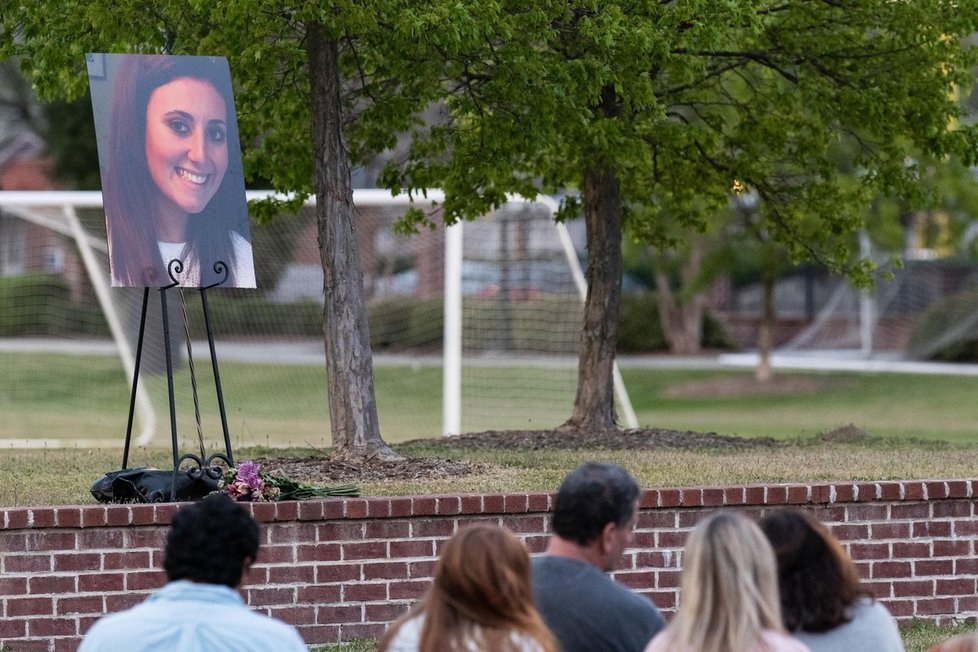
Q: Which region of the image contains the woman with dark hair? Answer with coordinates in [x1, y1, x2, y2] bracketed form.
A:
[379, 523, 557, 652]
[101, 54, 255, 287]
[759, 509, 904, 652]
[645, 511, 808, 652]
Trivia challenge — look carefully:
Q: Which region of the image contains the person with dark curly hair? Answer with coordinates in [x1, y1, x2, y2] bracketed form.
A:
[78, 494, 305, 652]
[759, 509, 904, 652]
[531, 462, 665, 652]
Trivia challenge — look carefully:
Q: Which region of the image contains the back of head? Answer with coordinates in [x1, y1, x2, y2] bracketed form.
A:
[759, 509, 867, 632]
[163, 494, 259, 588]
[552, 462, 640, 546]
[669, 512, 782, 652]
[384, 523, 555, 652]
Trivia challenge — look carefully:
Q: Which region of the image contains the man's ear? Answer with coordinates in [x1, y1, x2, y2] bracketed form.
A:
[598, 521, 617, 554]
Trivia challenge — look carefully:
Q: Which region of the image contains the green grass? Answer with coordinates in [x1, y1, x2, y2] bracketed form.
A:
[6, 352, 978, 447]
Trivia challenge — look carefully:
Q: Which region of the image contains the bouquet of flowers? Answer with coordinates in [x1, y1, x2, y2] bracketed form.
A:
[221, 461, 360, 502]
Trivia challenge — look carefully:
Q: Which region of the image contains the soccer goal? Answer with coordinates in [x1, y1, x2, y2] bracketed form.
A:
[0, 190, 636, 449]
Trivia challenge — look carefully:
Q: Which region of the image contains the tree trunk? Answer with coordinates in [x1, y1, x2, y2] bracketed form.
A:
[560, 162, 623, 433]
[654, 237, 705, 355]
[755, 273, 775, 383]
[306, 23, 400, 460]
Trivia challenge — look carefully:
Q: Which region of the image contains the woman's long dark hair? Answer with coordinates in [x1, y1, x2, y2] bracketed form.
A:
[103, 55, 249, 287]
[759, 509, 872, 633]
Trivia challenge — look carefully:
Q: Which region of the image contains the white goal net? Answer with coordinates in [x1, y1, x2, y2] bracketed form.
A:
[0, 190, 636, 451]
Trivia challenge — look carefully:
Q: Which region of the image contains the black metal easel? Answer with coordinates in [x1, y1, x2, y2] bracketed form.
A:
[120, 258, 236, 500]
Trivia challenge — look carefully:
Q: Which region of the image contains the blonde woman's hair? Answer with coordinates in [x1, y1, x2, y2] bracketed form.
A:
[661, 511, 784, 652]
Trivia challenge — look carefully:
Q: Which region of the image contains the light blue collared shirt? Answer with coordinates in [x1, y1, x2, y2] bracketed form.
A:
[78, 580, 307, 652]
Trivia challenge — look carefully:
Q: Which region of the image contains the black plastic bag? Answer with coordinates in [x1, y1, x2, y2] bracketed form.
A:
[91, 467, 222, 503]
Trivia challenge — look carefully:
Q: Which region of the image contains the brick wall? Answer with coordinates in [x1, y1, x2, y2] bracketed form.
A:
[1, 479, 976, 651]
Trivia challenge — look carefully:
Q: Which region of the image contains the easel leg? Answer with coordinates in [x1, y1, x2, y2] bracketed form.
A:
[122, 288, 150, 470]
[160, 286, 181, 500]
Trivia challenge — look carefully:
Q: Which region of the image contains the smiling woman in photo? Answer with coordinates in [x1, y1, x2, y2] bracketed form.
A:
[97, 54, 255, 288]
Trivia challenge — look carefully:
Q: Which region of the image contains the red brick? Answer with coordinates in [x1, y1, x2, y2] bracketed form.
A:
[413, 519, 456, 537]
[615, 570, 654, 589]
[79, 506, 109, 528]
[321, 500, 345, 519]
[702, 488, 724, 507]
[933, 539, 971, 557]
[363, 561, 409, 580]
[871, 561, 912, 579]
[77, 529, 126, 549]
[933, 502, 971, 518]
[29, 575, 76, 594]
[936, 578, 976, 596]
[743, 485, 766, 505]
[0, 619, 27, 639]
[501, 515, 546, 534]
[0, 576, 28, 595]
[832, 484, 856, 502]
[904, 482, 926, 500]
[364, 520, 410, 539]
[808, 505, 846, 523]
[128, 505, 157, 525]
[269, 604, 316, 622]
[27, 617, 77, 637]
[0, 639, 50, 652]
[389, 579, 429, 600]
[846, 504, 888, 521]
[890, 541, 931, 559]
[126, 570, 165, 591]
[925, 481, 950, 500]
[296, 543, 340, 562]
[722, 486, 746, 505]
[849, 543, 890, 561]
[892, 580, 935, 597]
[916, 597, 956, 616]
[58, 594, 105, 615]
[340, 622, 387, 640]
[293, 500, 323, 521]
[945, 480, 969, 498]
[527, 493, 551, 512]
[680, 488, 704, 507]
[103, 550, 152, 570]
[53, 552, 100, 573]
[953, 520, 978, 537]
[296, 584, 342, 604]
[916, 559, 955, 576]
[105, 592, 144, 612]
[657, 530, 689, 548]
[56, 508, 82, 528]
[503, 494, 529, 513]
[7, 596, 54, 616]
[459, 495, 483, 514]
[26, 531, 77, 551]
[955, 558, 978, 575]
[871, 522, 911, 540]
[246, 586, 296, 606]
[344, 499, 368, 519]
[5, 553, 53, 572]
[343, 581, 388, 601]
[914, 520, 952, 538]
[765, 486, 788, 505]
[248, 501, 277, 522]
[831, 524, 868, 541]
[880, 598, 914, 618]
[786, 485, 810, 504]
[318, 522, 364, 542]
[79, 572, 125, 592]
[260, 543, 296, 564]
[890, 503, 930, 519]
[658, 489, 682, 507]
[389, 539, 434, 559]
[482, 494, 505, 513]
[366, 601, 411, 622]
[268, 564, 316, 585]
[296, 623, 340, 645]
[274, 501, 299, 521]
[412, 497, 438, 515]
[391, 498, 414, 517]
[877, 482, 903, 500]
[524, 534, 548, 553]
[408, 560, 437, 578]
[342, 540, 388, 561]
[435, 496, 461, 515]
[316, 563, 360, 583]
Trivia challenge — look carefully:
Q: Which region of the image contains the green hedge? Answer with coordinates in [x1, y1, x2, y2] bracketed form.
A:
[0, 274, 106, 337]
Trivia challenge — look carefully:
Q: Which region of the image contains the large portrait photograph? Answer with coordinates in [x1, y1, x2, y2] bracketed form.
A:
[87, 53, 256, 288]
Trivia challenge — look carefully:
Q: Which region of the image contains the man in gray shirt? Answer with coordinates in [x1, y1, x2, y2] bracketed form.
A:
[532, 462, 665, 652]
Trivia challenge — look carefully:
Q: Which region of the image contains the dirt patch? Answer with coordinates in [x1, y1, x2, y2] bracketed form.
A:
[259, 428, 783, 484]
[662, 375, 844, 398]
[817, 423, 872, 443]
